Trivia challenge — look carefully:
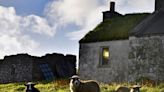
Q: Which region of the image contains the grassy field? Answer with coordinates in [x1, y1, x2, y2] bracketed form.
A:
[0, 79, 164, 92]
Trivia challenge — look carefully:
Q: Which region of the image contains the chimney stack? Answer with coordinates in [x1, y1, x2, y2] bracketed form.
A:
[155, 0, 164, 11]
[103, 1, 122, 21]
[110, 2, 115, 12]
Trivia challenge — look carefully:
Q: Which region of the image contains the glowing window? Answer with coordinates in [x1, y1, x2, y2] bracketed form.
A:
[101, 47, 110, 65]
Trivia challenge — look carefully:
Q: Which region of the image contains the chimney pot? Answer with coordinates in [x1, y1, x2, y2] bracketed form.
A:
[155, 0, 164, 11]
[110, 2, 115, 12]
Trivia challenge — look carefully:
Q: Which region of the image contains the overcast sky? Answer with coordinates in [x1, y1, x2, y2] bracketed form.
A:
[0, 0, 154, 59]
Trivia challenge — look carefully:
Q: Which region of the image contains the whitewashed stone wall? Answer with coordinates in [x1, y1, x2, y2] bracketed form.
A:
[79, 40, 129, 83]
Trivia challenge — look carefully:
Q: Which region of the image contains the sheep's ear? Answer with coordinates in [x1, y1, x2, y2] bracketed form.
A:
[69, 77, 72, 80]
[69, 76, 75, 80]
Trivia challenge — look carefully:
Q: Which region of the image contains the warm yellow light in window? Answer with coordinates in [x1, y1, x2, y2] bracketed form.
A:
[103, 49, 109, 58]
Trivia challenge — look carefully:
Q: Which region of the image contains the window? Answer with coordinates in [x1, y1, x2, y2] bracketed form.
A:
[100, 47, 110, 66]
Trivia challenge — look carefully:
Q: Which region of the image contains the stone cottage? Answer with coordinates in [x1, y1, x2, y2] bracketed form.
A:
[0, 53, 76, 83]
[79, 0, 164, 83]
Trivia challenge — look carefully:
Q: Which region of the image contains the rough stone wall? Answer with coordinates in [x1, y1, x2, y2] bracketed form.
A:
[79, 36, 164, 83]
[79, 40, 129, 83]
[32, 57, 44, 81]
[0, 54, 33, 83]
[33, 53, 76, 80]
[129, 36, 164, 82]
[0, 53, 76, 83]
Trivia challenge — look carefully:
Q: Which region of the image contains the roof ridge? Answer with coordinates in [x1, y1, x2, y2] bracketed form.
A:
[131, 11, 164, 36]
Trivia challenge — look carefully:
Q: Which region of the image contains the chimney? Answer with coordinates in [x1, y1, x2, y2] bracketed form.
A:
[110, 2, 115, 12]
[155, 0, 164, 11]
[103, 1, 122, 21]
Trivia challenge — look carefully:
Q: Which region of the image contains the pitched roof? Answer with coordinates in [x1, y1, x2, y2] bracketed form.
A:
[79, 13, 149, 43]
[130, 10, 164, 36]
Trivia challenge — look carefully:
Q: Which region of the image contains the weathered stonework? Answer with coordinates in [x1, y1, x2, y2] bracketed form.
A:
[79, 40, 129, 83]
[79, 0, 164, 84]
[129, 36, 164, 82]
[0, 54, 33, 83]
[0, 53, 76, 83]
[79, 36, 164, 83]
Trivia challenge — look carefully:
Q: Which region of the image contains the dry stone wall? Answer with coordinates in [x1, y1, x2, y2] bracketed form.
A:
[0, 53, 76, 83]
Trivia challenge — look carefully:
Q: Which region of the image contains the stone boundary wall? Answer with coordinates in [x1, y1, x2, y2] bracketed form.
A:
[0, 53, 76, 83]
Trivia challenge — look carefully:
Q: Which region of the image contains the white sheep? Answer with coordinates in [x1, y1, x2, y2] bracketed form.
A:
[115, 85, 141, 92]
[69, 75, 100, 92]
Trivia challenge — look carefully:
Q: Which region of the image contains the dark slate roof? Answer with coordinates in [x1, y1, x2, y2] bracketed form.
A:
[130, 10, 164, 36]
[79, 13, 150, 43]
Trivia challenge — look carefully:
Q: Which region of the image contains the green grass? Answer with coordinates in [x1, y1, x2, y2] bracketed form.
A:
[80, 13, 150, 43]
[0, 79, 70, 92]
[0, 79, 163, 92]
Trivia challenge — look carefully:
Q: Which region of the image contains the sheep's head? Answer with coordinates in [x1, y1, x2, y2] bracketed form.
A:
[24, 82, 36, 92]
[70, 75, 80, 88]
[130, 85, 141, 92]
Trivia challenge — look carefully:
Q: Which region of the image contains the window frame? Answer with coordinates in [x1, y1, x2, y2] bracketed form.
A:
[99, 46, 111, 67]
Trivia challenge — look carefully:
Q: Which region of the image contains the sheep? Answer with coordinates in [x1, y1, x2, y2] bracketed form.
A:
[129, 85, 141, 92]
[115, 85, 141, 92]
[69, 75, 100, 92]
[115, 86, 130, 92]
[24, 82, 40, 92]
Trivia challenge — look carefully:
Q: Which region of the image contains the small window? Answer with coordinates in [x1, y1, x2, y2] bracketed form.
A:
[100, 47, 110, 66]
